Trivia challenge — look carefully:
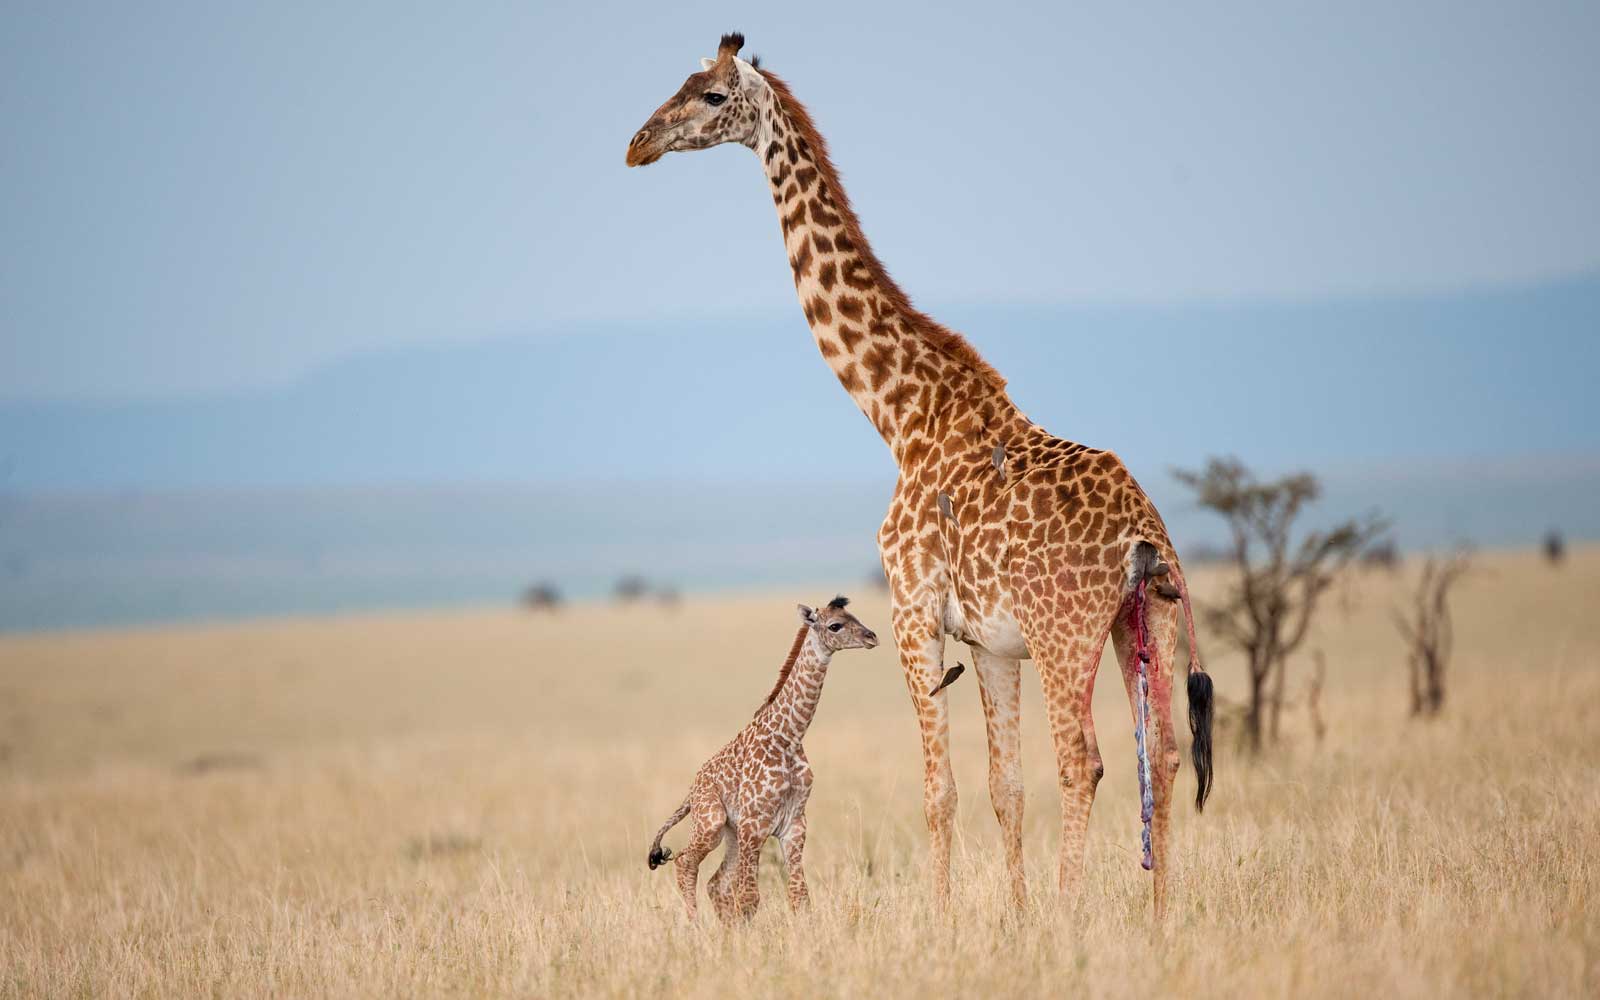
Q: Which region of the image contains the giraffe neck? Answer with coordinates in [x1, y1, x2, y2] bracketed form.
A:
[757, 629, 831, 746]
[750, 72, 1012, 464]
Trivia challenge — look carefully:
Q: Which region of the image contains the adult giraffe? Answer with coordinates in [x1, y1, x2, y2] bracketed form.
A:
[626, 33, 1214, 916]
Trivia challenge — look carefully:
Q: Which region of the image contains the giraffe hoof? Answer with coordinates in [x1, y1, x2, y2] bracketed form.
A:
[1154, 582, 1180, 600]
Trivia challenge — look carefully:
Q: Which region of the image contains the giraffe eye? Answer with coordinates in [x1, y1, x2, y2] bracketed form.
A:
[828, 623, 843, 632]
[704, 92, 727, 106]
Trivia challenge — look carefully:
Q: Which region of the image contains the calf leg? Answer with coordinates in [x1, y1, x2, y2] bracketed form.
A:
[673, 801, 725, 919]
[779, 815, 809, 910]
[731, 820, 768, 921]
[704, 826, 738, 922]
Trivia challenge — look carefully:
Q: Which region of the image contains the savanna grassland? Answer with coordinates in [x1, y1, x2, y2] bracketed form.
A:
[1, 548, 1597, 998]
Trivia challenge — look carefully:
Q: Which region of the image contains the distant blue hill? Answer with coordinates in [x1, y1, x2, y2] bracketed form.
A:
[2, 278, 1598, 630]
[2, 276, 1597, 492]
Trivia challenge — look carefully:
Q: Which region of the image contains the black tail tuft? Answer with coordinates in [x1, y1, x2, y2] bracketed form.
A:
[1187, 669, 1214, 811]
[648, 846, 672, 870]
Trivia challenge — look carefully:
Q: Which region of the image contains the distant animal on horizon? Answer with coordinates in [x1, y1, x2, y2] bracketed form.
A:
[647, 597, 879, 922]
[628, 34, 1214, 918]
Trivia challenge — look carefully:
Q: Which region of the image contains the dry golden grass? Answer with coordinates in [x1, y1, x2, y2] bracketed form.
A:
[2, 547, 1598, 998]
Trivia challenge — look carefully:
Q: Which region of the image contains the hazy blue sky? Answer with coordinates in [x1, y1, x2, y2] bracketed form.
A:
[3, 3, 1599, 628]
[4, 1, 1598, 402]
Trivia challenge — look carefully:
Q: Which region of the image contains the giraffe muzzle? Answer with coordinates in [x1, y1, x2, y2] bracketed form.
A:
[626, 127, 666, 167]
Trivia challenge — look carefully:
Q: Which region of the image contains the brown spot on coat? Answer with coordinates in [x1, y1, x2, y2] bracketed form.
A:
[810, 199, 841, 227]
[838, 363, 863, 392]
[818, 261, 837, 292]
[789, 239, 814, 281]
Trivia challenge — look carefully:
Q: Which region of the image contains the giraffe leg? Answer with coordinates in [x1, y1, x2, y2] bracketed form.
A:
[1031, 632, 1108, 901]
[1112, 590, 1182, 921]
[731, 820, 768, 921]
[672, 801, 725, 920]
[890, 610, 954, 907]
[972, 647, 1026, 908]
[1011, 554, 1124, 903]
[779, 815, 809, 910]
[704, 825, 738, 922]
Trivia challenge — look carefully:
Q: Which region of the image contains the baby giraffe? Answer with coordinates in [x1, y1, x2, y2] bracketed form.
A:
[647, 596, 878, 922]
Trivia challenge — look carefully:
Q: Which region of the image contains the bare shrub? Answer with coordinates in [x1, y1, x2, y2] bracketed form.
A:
[1174, 457, 1385, 752]
[1543, 530, 1565, 566]
[522, 582, 562, 612]
[1394, 552, 1470, 718]
[612, 575, 650, 603]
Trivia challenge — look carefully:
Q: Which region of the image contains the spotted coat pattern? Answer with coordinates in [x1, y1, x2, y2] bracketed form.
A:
[648, 600, 878, 922]
[629, 36, 1211, 919]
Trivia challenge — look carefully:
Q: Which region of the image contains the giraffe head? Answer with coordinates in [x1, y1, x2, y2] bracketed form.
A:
[625, 32, 768, 167]
[797, 595, 878, 652]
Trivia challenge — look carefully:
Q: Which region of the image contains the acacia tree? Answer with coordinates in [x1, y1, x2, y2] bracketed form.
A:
[1174, 457, 1385, 752]
[1393, 553, 1470, 717]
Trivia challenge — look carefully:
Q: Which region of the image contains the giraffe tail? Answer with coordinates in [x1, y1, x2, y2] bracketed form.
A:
[647, 797, 691, 870]
[1168, 559, 1215, 813]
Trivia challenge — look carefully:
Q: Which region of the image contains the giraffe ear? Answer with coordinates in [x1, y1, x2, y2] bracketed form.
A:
[797, 604, 817, 625]
[700, 57, 716, 71]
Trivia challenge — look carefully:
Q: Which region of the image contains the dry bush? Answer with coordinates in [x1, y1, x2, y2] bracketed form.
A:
[1394, 552, 1470, 717]
[1174, 457, 1385, 752]
[521, 582, 562, 612]
[1545, 529, 1566, 565]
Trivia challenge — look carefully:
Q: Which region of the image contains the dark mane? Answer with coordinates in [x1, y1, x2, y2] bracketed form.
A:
[754, 68, 1008, 392]
[756, 624, 809, 713]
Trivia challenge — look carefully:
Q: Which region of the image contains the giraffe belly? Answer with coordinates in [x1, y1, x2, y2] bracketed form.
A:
[943, 590, 1031, 660]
